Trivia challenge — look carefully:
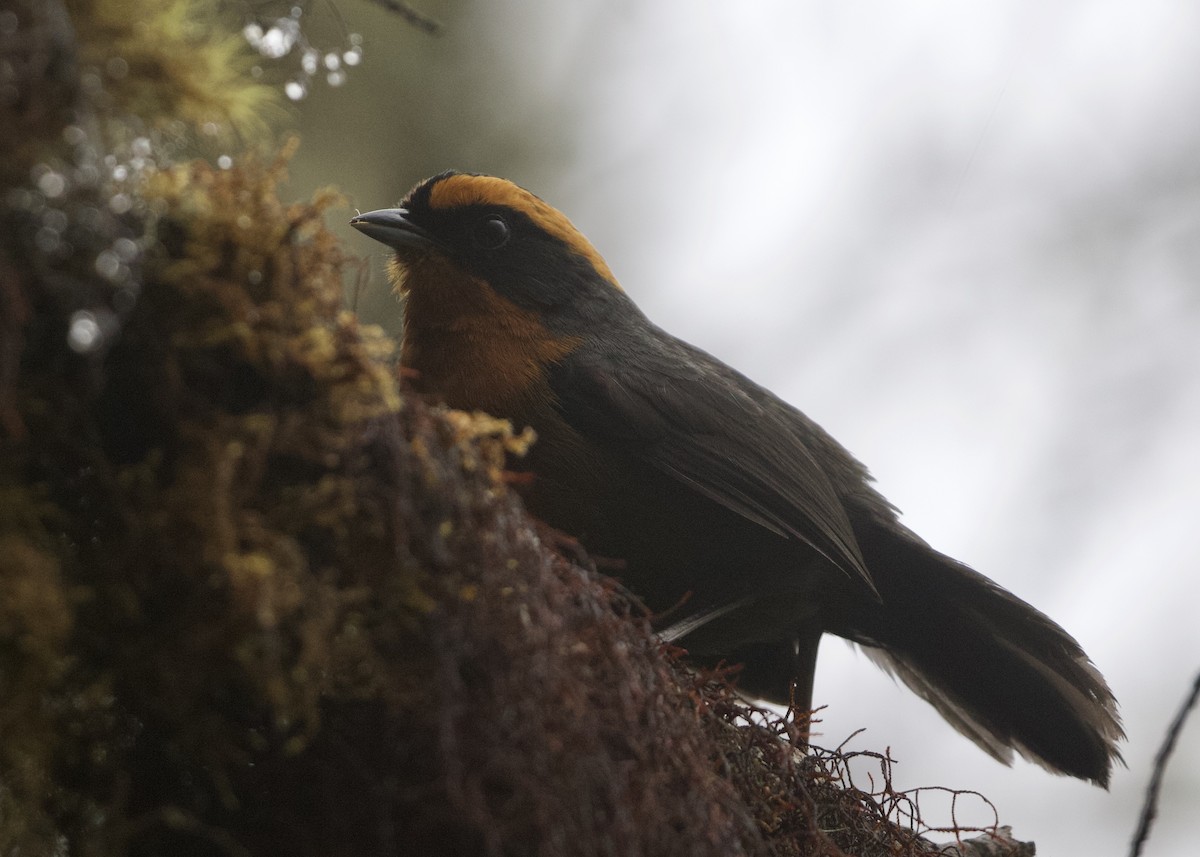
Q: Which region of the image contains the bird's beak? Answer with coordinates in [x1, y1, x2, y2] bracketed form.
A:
[350, 208, 438, 252]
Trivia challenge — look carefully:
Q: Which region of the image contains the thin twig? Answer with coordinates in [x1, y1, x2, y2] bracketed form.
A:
[1129, 668, 1200, 857]
[364, 0, 442, 35]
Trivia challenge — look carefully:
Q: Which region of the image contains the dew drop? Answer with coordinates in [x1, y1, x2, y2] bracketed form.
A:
[258, 19, 299, 59]
[68, 312, 103, 353]
[94, 249, 121, 280]
[105, 57, 129, 79]
[43, 208, 68, 232]
[34, 227, 61, 253]
[113, 238, 139, 261]
[113, 286, 139, 314]
[37, 170, 66, 198]
[5, 188, 33, 209]
[77, 205, 102, 230]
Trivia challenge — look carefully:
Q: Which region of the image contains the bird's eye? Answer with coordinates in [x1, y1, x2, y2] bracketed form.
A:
[473, 214, 510, 250]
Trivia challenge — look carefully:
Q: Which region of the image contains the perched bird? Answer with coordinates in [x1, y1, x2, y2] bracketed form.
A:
[351, 171, 1124, 785]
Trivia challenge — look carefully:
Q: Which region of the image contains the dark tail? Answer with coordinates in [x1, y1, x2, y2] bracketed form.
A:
[838, 519, 1124, 786]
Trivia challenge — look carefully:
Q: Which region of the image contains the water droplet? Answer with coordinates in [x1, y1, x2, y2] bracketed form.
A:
[5, 188, 33, 209]
[217, 155, 233, 169]
[94, 249, 121, 280]
[114, 238, 139, 261]
[63, 125, 86, 145]
[34, 226, 61, 253]
[43, 208, 68, 232]
[113, 286, 139, 314]
[327, 70, 346, 87]
[131, 137, 151, 158]
[77, 205, 103, 230]
[202, 122, 220, 137]
[109, 193, 131, 214]
[323, 52, 340, 71]
[112, 164, 128, 181]
[37, 170, 66, 198]
[242, 22, 264, 45]
[247, 270, 263, 285]
[284, 79, 306, 101]
[301, 49, 319, 75]
[257, 19, 299, 59]
[68, 312, 103, 353]
[343, 46, 362, 67]
[105, 56, 129, 79]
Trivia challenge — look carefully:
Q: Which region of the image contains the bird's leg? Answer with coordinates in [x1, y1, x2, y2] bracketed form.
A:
[791, 627, 823, 746]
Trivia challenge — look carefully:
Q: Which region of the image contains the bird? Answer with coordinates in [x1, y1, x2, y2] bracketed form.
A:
[350, 170, 1124, 786]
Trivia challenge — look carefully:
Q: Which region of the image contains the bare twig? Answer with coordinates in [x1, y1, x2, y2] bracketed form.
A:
[1129, 668, 1200, 857]
[364, 0, 442, 35]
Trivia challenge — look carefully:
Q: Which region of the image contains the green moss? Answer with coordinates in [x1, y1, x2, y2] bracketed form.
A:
[70, 0, 280, 140]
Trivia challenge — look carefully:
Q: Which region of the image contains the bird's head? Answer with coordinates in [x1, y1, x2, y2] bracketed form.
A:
[352, 171, 629, 332]
[351, 171, 631, 412]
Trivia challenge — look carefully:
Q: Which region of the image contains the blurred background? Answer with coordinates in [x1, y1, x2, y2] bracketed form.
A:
[274, 1, 1199, 853]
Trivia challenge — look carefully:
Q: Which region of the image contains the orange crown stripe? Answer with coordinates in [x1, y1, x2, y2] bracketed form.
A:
[428, 175, 623, 292]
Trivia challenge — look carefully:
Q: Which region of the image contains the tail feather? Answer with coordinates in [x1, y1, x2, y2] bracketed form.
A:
[841, 521, 1124, 786]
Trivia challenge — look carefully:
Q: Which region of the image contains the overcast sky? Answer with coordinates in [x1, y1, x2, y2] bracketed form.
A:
[296, 3, 1200, 853]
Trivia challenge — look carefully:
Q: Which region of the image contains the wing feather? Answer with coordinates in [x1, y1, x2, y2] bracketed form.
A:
[549, 330, 876, 595]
